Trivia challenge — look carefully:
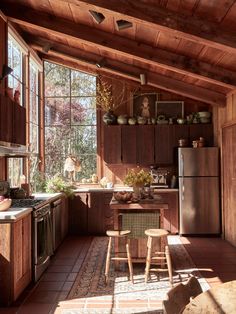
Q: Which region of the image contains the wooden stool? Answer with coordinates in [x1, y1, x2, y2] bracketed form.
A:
[105, 230, 133, 284]
[144, 228, 173, 285]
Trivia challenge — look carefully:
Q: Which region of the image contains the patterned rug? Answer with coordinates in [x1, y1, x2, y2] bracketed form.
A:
[60, 236, 209, 314]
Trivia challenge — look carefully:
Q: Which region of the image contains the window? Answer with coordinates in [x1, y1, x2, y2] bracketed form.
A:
[8, 32, 26, 106]
[7, 158, 24, 187]
[44, 61, 97, 182]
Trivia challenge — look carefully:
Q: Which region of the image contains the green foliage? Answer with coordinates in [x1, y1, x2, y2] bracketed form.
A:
[45, 174, 75, 198]
[124, 168, 153, 187]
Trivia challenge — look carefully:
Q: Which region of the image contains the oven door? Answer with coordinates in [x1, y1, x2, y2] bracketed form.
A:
[33, 204, 53, 281]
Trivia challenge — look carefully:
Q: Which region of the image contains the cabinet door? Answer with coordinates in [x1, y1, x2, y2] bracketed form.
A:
[189, 124, 213, 146]
[136, 125, 155, 165]
[104, 125, 121, 163]
[88, 192, 103, 235]
[13, 214, 32, 301]
[121, 125, 137, 163]
[155, 125, 173, 164]
[0, 95, 13, 143]
[69, 193, 88, 235]
[103, 192, 113, 232]
[12, 103, 26, 145]
[155, 191, 179, 233]
[61, 196, 68, 240]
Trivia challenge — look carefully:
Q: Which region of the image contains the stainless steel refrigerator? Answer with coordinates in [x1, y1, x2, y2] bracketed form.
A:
[178, 147, 220, 235]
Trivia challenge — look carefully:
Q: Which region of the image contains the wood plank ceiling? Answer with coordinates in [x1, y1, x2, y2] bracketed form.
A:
[1, 0, 236, 106]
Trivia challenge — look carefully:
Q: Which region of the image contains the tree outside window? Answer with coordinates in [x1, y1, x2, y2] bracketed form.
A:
[44, 62, 97, 182]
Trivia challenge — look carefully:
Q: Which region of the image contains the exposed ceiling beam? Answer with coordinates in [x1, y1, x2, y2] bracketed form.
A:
[58, 0, 236, 54]
[31, 42, 226, 106]
[2, 4, 236, 88]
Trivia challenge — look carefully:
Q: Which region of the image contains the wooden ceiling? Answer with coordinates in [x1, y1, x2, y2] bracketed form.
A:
[1, 0, 236, 106]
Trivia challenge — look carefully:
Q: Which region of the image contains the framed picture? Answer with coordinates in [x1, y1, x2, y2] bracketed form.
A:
[156, 101, 184, 119]
[132, 92, 158, 118]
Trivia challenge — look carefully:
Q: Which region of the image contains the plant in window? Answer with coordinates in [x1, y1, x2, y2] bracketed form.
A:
[45, 174, 75, 198]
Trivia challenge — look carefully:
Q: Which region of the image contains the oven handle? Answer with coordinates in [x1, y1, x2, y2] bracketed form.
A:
[35, 207, 51, 221]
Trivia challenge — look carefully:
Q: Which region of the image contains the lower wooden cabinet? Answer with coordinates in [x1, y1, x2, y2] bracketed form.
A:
[61, 196, 69, 241]
[0, 214, 31, 306]
[69, 192, 113, 235]
[155, 191, 179, 234]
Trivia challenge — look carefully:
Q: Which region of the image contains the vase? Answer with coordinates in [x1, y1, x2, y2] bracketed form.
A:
[133, 185, 143, 200]
[103, 110, 117, 125]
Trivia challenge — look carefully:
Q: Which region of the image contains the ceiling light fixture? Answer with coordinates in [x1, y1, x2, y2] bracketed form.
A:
[140, 73, 147, 85]
[0, 65, 13, 81]
[89, 10, 105, 24]
[116, 19, 133, 31]
[96, 58, 106, 68]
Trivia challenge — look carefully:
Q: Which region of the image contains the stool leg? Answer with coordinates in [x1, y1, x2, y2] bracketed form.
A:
[126, 241, 134, 284]
[105, 237, 112, 284]
[145, 236, 152, 283]
[165, 245, 173, 286]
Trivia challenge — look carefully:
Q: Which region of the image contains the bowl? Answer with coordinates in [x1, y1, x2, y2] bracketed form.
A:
[200, 117, 211, 124]
[177, 118, 186, 124]
[198, 111, 211, 118]
[113, 191, 133, 203]
[0, 198, 12, 211]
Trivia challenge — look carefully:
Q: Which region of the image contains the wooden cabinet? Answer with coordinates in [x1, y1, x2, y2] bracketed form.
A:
[104, 125, 121, 163]
[61, 196, 69, 241]
[121, 125, 137, 163]
[0, 95, 13, 143]
[88, 192, 113, 235]
[13, 103, 26, 145]
[155, 125, 172, 164]
[104, 124, 213, 165]
[136, 125, 155, 165]
[68, 192, 113, 235]
[155, 191, 179, 234]
[0, 214, 32, 306]
[69, 192, 88, 235]
[0, 95, 26, 145]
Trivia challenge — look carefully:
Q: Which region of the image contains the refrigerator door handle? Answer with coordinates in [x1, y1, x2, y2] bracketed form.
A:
[180, 153, 184, 177]
[180, 177, 184, 201]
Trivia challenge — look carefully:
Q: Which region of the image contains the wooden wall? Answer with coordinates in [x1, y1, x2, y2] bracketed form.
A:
[213, 91, 236, 246]
[99, 76, 211, 184]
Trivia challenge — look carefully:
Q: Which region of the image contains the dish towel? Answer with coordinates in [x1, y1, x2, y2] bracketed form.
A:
[122, 212, 160, 238]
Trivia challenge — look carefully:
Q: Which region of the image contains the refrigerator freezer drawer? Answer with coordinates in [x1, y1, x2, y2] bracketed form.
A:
[179, 177, 220, 234]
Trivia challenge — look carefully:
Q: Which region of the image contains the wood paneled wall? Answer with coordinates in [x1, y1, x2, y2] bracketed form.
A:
[99, 76, 212, 183]
[213, 91, 236, 246]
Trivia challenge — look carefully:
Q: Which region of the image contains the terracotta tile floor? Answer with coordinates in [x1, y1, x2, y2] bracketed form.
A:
[1, 235, 236, 313]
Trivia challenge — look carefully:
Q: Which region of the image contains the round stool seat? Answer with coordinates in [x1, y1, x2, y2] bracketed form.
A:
[106, 230, 131, 237]
[145, 228, 169, 237]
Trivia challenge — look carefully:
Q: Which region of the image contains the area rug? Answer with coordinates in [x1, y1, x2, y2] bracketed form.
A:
[61, 236, 209, 314]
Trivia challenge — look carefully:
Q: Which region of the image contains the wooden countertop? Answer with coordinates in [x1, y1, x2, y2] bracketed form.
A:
[110, 200, 169, 210]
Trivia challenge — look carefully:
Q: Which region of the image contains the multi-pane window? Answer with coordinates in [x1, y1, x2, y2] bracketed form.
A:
[29, 60, 39, 154]
[7, 158, 24, 187]
[44, 61, 97, 182]
[8, 33, 25, 105]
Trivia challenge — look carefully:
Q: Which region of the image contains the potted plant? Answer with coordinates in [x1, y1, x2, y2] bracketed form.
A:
[124, 168, 153, 199]
[45, 174, 75, 198]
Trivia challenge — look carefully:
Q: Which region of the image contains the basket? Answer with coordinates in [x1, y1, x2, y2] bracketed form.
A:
[0, 199, 12, 211]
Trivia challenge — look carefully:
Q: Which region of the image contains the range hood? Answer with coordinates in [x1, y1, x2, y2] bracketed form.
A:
[0, 141, 30, 157]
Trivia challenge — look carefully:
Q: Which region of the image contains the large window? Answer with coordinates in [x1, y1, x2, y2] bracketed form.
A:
[44, 61, 97, 182]
[8, 32, 25, 105]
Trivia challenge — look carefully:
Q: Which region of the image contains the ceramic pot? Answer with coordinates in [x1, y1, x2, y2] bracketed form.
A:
[103, 110, 117, 125]
[117, 115, 128, 125]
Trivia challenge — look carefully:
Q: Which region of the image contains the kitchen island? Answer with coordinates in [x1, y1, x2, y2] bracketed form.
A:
[110, 200, 169, 262]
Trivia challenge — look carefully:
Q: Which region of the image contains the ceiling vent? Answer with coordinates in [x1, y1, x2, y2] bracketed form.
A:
[89, 10, 105, 24]
[116, 19, 133, 30]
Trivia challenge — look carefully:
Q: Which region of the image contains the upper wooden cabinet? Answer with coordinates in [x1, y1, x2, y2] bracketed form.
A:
[104, 125, 122, 164]
[0, 95, 26, 146]
[103, 124, 213, 165]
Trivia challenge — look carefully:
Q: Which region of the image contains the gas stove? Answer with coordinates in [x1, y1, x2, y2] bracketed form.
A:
[11, 198, 47, 209]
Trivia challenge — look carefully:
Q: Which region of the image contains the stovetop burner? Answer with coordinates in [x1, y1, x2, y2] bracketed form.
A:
[11, 198, 46, 209]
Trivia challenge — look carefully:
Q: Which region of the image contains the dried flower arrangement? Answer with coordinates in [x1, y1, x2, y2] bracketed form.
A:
[96, 76, 125, 112]
[124, 168, 153, 187]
